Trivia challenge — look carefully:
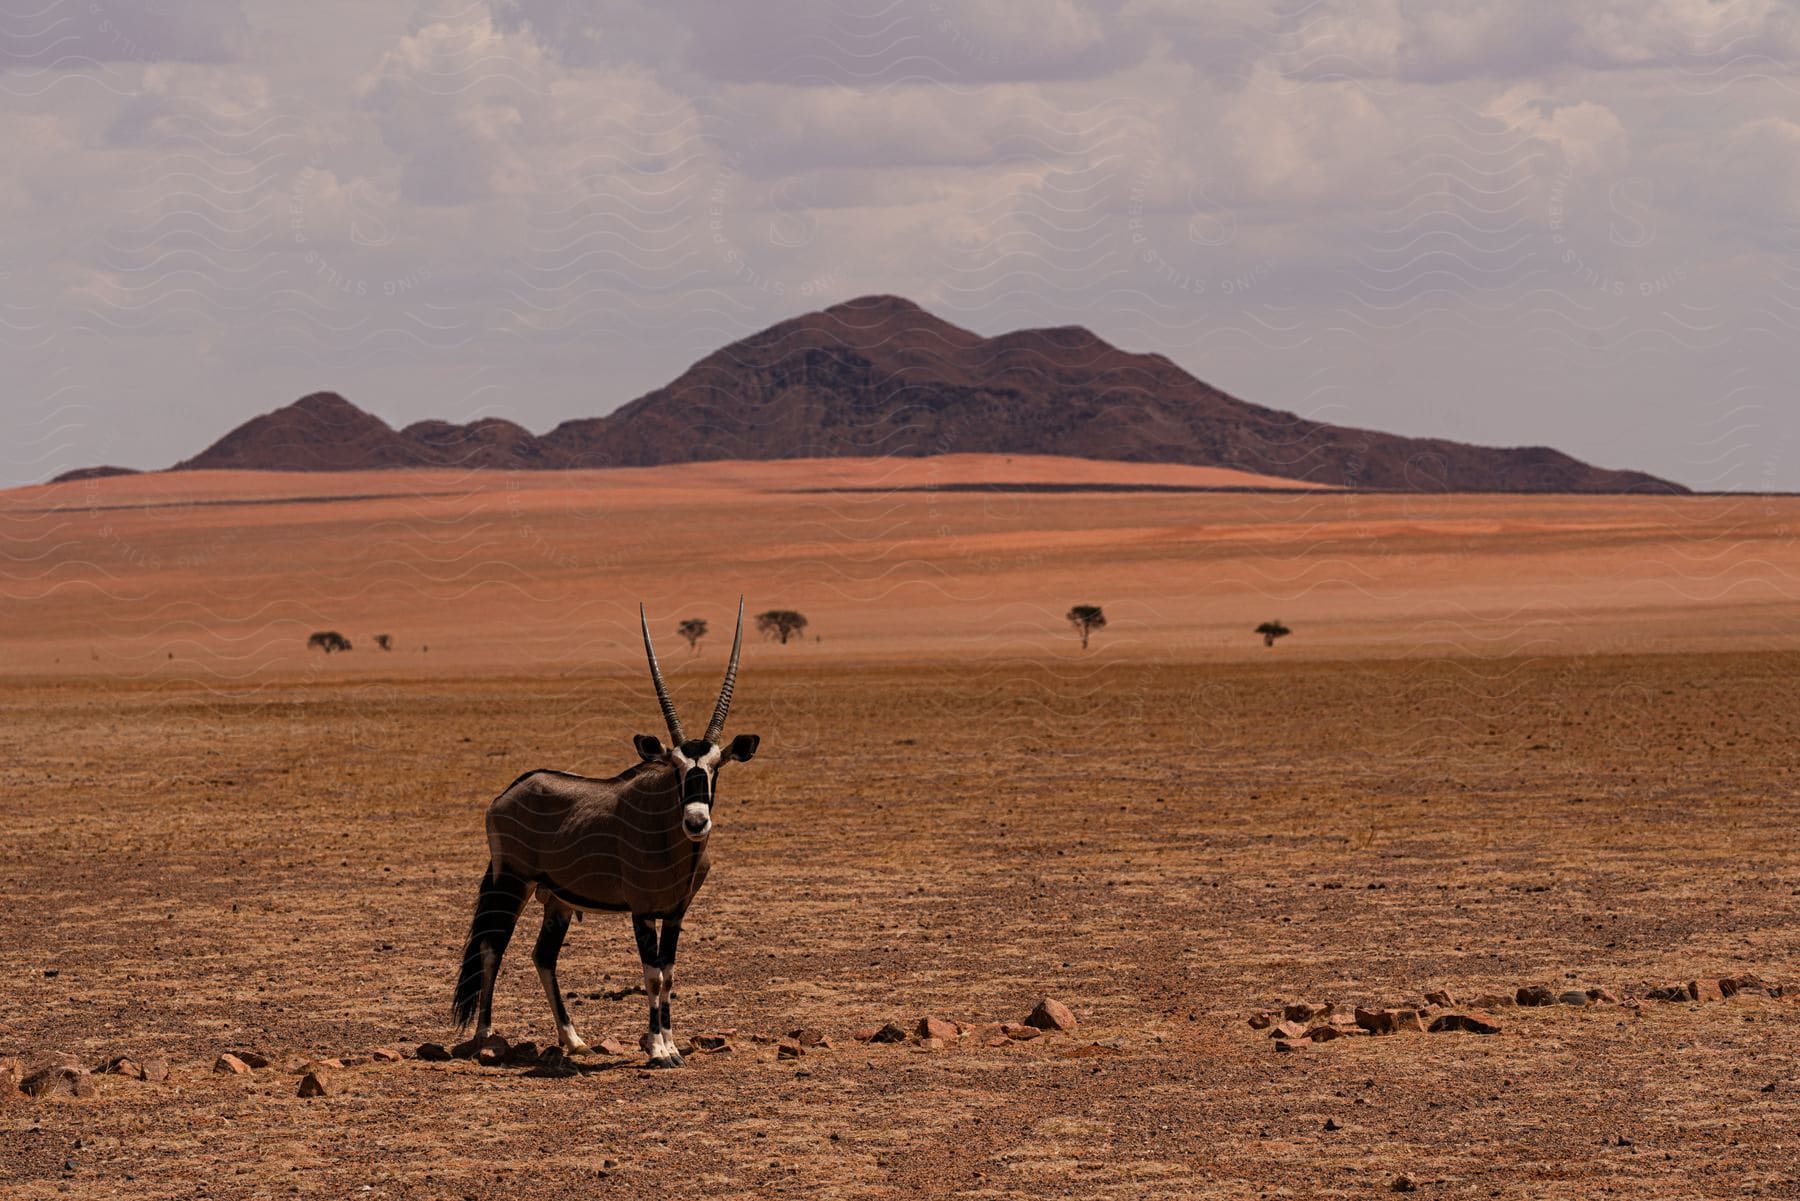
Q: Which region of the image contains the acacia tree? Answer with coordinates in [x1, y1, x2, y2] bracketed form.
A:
[677, 618, 708, 654]
[373, 634, 393, 651]
[1255, 620, 1291, 648]
[307, 631, 352, 653]
[756, 609, 808, 645]
[1066, 604, 1106, 650]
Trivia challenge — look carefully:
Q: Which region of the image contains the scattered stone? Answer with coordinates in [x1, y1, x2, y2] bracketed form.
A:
[852, 1027, 881, 1042]
[917, 1037, 947, 1051]
[452, 1034, 506, 1060]
[1271, 1020, 1308, 1040]
[340, 1054, 372, 1069]
[1688, 979, 1725, 1003]
[1355, 1008, 1425, 1035]
[1557, 990, 1591, 1006]
[1472, 993, 1515, 1009]
[21, 1066, 94, 1099]
[415, 1043, 452, 1062]
[597, 1038, 634, 1057]
[0, 1057, 22, 1094]
[1025, 998, 1077, 1032]
[1392, 1174, 1418, 1192]
[368, 1048, 402, 1063]
[213, 1054, 253, 1075]
[1272, 1038, 1309, 1053]
[228, 1050, 271, 1070]
[1586, 987, 1618, 1005]
[1427, 1012, 1503, 1035]
[501, 1041, 540, 1067]
[1423, 989, 1455, 1008]
[915, 1017, 958, 1043]
[1644, 985, 1689, 1003]
[693, 1034, 732, 1052]
[1721, 974, 1768, 997]
[98, 1056, 145, 1080]
[776, 1041, 804, 1060]
[1283, 1002, 1330, 1022]
[1247, 1011, 1275, 1030]
[869, 1023, 908, 1044]
[140, 1056, 170, 1083]
[1307, 1025, 1348, 1043]
[791, 1028, 835, 1049]
[1515, 985, 1556, 1007]
[1324, 1117, 1343, 1131]
[297, 1071, 331, 1098]
[1001, 1023, 1043, 1041]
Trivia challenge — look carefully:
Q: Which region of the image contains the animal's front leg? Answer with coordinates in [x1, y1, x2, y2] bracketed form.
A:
[657, 908, 686, 1067]
[633, 915, 675, 1067]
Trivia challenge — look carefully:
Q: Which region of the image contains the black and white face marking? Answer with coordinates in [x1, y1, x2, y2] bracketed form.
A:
[670, 739, 722, 841]
[633, 732, 760, 842]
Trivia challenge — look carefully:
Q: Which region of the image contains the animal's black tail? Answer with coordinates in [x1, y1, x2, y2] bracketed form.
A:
[452, 864, 531, 1031]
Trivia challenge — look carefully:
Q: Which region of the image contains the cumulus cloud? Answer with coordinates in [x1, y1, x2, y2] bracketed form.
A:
[0, 0, 248, 70]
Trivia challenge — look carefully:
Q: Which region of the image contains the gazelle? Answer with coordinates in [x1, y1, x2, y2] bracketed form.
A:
[452, 600, 759, 1067]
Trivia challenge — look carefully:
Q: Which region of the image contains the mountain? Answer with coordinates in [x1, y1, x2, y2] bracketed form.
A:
[77, 295, 1681, 492]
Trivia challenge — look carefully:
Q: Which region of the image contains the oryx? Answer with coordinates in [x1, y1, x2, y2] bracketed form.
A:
[452, 600, 759, 1067]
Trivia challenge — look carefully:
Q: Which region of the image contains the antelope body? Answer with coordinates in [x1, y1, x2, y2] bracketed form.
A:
[452, 601, 758, 1067]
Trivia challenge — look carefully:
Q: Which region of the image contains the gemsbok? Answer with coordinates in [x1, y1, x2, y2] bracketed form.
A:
[452, 600, 759, 1067]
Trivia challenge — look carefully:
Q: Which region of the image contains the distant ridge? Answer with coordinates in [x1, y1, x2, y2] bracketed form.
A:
[57, 296, 1684, 493]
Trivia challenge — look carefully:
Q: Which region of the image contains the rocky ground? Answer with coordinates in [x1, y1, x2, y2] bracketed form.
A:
[2, 653, 1798, 1198]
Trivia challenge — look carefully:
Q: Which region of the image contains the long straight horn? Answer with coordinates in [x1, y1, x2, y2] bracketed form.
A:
[640, 604, 685, 745]
[704, 597, 744, 744]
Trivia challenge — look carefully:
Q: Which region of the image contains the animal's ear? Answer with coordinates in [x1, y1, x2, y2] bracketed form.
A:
[726, 733, 760, 762]
[633, 734, 665, 761]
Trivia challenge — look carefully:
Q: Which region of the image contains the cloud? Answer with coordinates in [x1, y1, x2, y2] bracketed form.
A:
[0, 0, 248, 70]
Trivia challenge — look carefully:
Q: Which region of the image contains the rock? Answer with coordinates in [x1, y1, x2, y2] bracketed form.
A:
[98, 1056, 145, 1080]
[1423, 989, 1455, 1008]
[1586, 987, 1618, 1005]
[1644, 985, 1690, 1003]
[21, 1066, 94, 1099]
[693, 1034, 732, 1052]
[1515, 985, 1556, 1007]
[1324, 1117, 1343, 1131]
[1273, 1038, 1309, 1053]
[1688, 979, 1724, 1003]
[213, 1054, 253, 1075]
[501, 1041, 540, 1067]
[1427, 1012, 1502, 1035]
[228, 1050, 271, 1070]
[1247, 1012, 1275, 1030]
[0, 1057, 22, 1094]
[1270, 1020, 1308, 1040]
[1472, 993, 1515, 1009]
[597, 1038, 634, 1057]
[1557, 990, 1590, 1006]
[852, 1027, 881, 1042]
[915, 1017, 958, 1043]
[368, 1048, 402, 1063]
[1001, 1023, 1043, 1041]
[1721, 974, 1767, 997]
[917, 1037, 947, 1051]
[869, 1023, 908, 1044]
[415, 1042, 452, 1062]
[340, 1054, 372, 1068]
[1307, 1025, 1348, 1042]
[1025, 998, 1077, 1032]
[776, 1041, 804, 1060]
[1392, 1174, 1418, 1192]
[297, 1071, 331, 1097]
[1283, 1002, 1329, 1022]
[1355, 1008, 1425, 1035]
[791, 1028, 835, 1048]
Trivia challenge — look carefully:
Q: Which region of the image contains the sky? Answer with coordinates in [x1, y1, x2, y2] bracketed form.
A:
[3, 0, 1797, 490]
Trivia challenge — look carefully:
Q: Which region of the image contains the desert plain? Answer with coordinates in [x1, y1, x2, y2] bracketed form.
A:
[1, 455, 1797, 1199]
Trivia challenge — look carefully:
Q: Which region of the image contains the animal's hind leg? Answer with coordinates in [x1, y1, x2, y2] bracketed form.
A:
[533, 902, 588, 1054]
[453, 865, 533, 1038]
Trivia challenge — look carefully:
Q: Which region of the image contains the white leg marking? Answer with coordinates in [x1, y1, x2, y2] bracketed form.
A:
[537, 963, 588, 1053]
